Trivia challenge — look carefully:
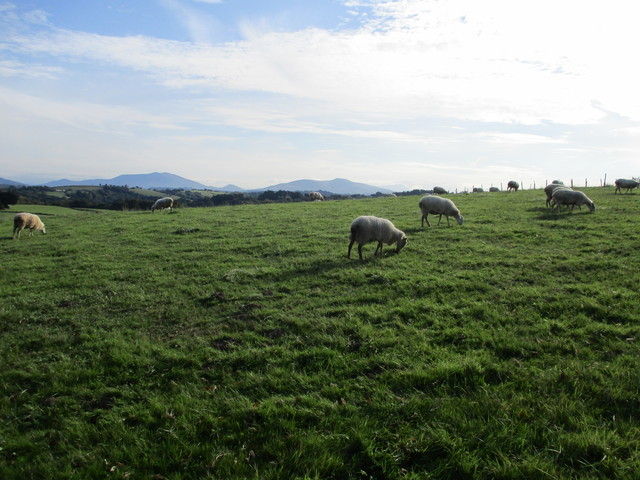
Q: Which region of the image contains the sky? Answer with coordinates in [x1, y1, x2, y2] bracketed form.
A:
[1, 0, 639, 191]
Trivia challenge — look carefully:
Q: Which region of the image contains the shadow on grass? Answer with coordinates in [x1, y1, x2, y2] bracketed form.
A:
[275, 251, 406, 281]
[531, 206, 595, 220]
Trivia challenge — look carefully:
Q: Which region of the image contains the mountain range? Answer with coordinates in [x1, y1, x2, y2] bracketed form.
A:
[1, 172, 398, 195]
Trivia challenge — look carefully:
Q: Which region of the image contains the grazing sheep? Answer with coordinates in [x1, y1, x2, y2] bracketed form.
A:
[473, 187, 484, 193]
[614, 178, 640, 194]
[13, 213, 46, 239]
[419, 195, 463, 227]
[507, 181, 519, 192]
[309, 191, 324, 201]
[151, 197, 174, 212]
[544, 184, 571, 208]
[433, 186, 448, 195]
[551, 189, 595, 213]
[347, 216, 407, 260]
[551, 179, 564, 185]
[489, 186, 500, 192]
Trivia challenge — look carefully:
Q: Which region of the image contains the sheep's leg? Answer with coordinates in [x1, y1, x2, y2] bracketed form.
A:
[374, 242, 383, 256]
[437, 214, 443, 225]
[446, 215, 451, 227]
[423, 214, 431, 228]
[358, 244, 364, 260]
[347, 239, 355, 259]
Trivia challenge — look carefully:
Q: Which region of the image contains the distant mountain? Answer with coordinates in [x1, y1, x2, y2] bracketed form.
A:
[253, 178, 393, 195]
[217, 184, 246, 192]
[382, 184, 410, 192]
[22, 172, 392, 195]
[0, 177, 26, 187]
[44, 172, 210, 190]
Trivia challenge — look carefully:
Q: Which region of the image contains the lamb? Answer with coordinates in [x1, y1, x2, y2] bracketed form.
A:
[13, 213, 46, 239]
[544, 184, 571, 208]
[507, 180, 519, 192]
[309, 192, 324, 201]
[550, 189, 595, 213]
[614, 178, 640, 194]
[151, 197, 174, 212]
[418, 195, 463, 227]
[347, 216, 407, 260]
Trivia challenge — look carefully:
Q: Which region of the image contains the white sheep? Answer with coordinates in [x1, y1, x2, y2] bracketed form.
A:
[418, 195, 463, 227]
[507, 180, 519, 192]
[347, 216, 407, 260]
[433, 186, 448, 194]
[544, 184, 571, 208]
[614, 178, 640, 194]
[309, 192, 324, 201]
[551, 189, 595, 213]
[151, 197, 174, 212]
[13, 213, 46, 239]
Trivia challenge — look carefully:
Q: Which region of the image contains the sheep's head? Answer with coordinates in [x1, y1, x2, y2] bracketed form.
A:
[397, 234, 408, 253]
[41, 225, 46, 234]
[456, 215, 464, 225]
[587, 202, 596, 213]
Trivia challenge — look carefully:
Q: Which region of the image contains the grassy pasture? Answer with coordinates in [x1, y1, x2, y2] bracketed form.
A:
[131, 188, 170, 198]
[4, 204, 92, 216]
[1, 188, 639, 479]
[188, 189, 227, 197]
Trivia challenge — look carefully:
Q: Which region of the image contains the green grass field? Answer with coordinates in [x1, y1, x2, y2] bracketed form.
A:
[4, 204, 93, 216]
[1, 188, 639, 479]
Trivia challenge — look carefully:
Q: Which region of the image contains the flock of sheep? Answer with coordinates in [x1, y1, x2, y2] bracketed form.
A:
[347, 178, 638, 259]
[10, 181, 638, 253]
[347, 194, 463, 260]
[10, 197, 176, 239]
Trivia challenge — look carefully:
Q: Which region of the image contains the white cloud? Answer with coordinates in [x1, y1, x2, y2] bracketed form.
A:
[0, 86, 183, 132]
[473, 132, 567, 145]
[5, 0, 639, 126]
[0, 59, 61, 78]
[158, 0, 222, 44]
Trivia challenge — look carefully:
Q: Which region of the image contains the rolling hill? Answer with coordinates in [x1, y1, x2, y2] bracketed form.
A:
[43, 172, 210, 190]
[252, 178, 394, 195]
[3, 172, 397, 195]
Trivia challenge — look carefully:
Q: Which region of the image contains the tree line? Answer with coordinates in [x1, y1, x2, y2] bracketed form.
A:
[0, 185, 369, 210]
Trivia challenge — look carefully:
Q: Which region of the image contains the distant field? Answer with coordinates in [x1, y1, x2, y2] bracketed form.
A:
[189, 189, 227, 197]
[131, 188, 172, 197]
[1, 204, 94, 217]
[1, 187, 639, 479]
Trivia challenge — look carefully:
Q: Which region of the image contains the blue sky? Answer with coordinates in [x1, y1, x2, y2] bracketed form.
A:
[1, 0, 639, 191]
